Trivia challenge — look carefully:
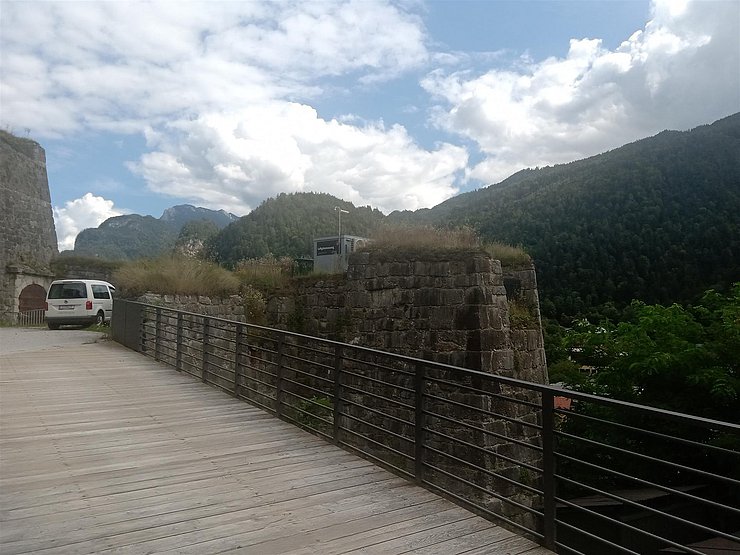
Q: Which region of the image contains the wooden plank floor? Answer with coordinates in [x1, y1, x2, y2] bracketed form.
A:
[0, 329, 551, 554]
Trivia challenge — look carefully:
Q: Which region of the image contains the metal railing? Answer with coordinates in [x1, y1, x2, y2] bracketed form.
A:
[3, 309, 46, 327]
[112, 299, 740, 554]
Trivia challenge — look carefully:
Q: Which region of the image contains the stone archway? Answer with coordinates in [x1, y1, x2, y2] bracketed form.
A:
[19, 283, 47, 312]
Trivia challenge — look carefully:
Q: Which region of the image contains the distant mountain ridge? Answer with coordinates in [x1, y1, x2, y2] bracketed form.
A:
[69, 204, 238, 260]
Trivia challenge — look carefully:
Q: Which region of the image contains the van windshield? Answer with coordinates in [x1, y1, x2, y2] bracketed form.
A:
[48, 282, 87, 299]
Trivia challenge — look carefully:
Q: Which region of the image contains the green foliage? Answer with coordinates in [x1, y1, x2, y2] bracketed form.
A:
[241, 285, 266, 324]
[561, 284, 740, 422]
[208, 192, 385, 267]
[508, 299, 538, 329]
[293, 396, 334, 435]
[113, 256, 240, 297]
[176, 219, 220, 244]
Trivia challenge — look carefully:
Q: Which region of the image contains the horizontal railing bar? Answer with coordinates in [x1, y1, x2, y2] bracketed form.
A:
[280, 389, 334, 415]
[237, 385, 276, 405]
[282, 363, 334, 386]
[553, 542, 588, 555]
[280, 401, 334, 430]
[239, 374, 277, 392]
[421, 479, 544, 540]
[556, 474, 740, 539]
[556, 452, 740, 514]
[205, 371, 235, 386]
[341, 383, 415, 411]
[340, 368, 415, 394]
[281, 351, 335, 373]
[555, 408, 740, 458]
[424, 390, 543, 431]
[339, 426, 414, 463]
[339, 442, 415, 480]
[555, 518, 643, 555]
[338, 411, 414, 445]
[556, 429, 740, 488]
[555, 496, 709, 555]
[426, 375, 542, 410]
[205, 350, 236, 367]
[281, 376, 333, 399]
[240, 362, 278, 378]
[341, 354, 415, 377]
[284, 341, 334, 360]
[236, 393, 275, 415]
[424, 461, 543, 518]
[425, 408, 542, 453]
[280, 412, 334, 441]
[424, 427, 543, 475]
[242, 346, 279, 360]
[338, 396, 415, 428]
[424, 444, 543, 496]
[204, 378, 237, 396]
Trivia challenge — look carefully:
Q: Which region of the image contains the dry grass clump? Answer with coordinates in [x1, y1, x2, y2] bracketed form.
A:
[368, 225, 480, 250]
[113, 256, 240, 297]
[366, 225, 530, 265]
[483, 242, 531, 266]
[234, 255, 293, 290]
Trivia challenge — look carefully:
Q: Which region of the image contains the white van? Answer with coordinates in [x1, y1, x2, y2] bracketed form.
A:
[45, 279, 116, 329]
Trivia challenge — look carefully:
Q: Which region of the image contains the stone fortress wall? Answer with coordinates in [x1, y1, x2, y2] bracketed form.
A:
[0, 131, 58, 322]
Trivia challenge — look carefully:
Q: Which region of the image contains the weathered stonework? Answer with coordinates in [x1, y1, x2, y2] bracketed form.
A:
[0, 131, 58, 322]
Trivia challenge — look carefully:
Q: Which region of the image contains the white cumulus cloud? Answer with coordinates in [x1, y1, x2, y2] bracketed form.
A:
[0, 1, 428, 137]
[53, 193, 125, 251]
[130, 103, 468, 214]
[422, 0, 740, 184]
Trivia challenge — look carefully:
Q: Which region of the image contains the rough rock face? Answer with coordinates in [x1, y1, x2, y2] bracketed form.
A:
[0, 131, 58, 320]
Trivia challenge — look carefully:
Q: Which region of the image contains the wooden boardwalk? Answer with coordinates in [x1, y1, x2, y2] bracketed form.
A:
[0, 329, 550, 554]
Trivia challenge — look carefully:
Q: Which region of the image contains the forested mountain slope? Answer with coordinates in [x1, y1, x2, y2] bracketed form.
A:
[207, 192, 386, 267]
[392, 113, 740, 320]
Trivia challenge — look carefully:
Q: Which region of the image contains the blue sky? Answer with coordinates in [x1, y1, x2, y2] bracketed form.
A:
[1, 0, 738, 250]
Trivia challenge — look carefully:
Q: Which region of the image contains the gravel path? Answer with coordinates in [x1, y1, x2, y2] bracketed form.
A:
[0, 327, 107, 355]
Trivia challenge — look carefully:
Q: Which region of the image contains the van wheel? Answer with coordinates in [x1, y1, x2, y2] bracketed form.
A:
[48, 322, 60, 330]
[95, 311, 105, 326]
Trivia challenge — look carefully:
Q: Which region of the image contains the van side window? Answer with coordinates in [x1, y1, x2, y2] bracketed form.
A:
[91, 284, 111, 300]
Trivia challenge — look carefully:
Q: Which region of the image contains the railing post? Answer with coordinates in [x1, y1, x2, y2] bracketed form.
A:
[202, 317, 210, 383]
[140, 304, 147, 353]
[154, 307, 162, 361]
[333, 344, 343, 446]
[414, 362, 425, 485]
[541, 390, 556, 551]
[234, 323, 243, 398]
[175, 312, 183, 372]
[275, 335, 285, 416]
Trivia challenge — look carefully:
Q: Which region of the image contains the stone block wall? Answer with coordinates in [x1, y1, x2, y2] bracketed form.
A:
[0, 131, 58, 321]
